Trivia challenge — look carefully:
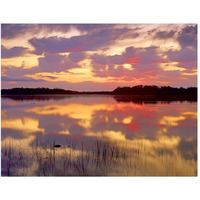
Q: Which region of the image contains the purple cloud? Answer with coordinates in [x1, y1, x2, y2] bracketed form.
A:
[2, 51, 82, 84]
[92, 46, 161, 68]
[164, 25, 197, 64]
[1, 24, 115, 39]
[91, 46, 162, 79]
[68, 52, 86, 62]
[1, 24, 72, 39]
[1, 76, 45, 82]
[154, 30, 175, 39]
[1, 24, 197, 90]
[2, 55, 79, 84]
[167, 48, 197, 62]
[92, 54, 127, 65]
[37, 53, 79, 73]
[124, 47, 137, 58]
[28, 28, 139, 55]
[133, 47, 161, 65]
[38, 54, 67, 72]
[177, 25, 197, 49]
[1, 45, 29, 58]
[3, 66, 37, 77]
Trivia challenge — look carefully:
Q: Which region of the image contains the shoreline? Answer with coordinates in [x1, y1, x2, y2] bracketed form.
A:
[1, 93, 197, 102]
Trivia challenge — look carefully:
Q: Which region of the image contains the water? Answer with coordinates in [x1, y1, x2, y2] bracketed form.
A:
[1, 95, 197, 176]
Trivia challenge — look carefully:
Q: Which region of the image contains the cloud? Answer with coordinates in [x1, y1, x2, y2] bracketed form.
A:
[133, 47, 161, 65]
[2, 60, 86, 90]
[28, 28, 139, 55]
[2, 66, 37, 77]
[166, 48, 197, 62]
[1, 24, 116, 39]
[177, 25, 197, 49]
[2, 52, 81, 84]
[29, 36, 83, 55]
[92, 64, 130, 79]
[2, 24, 139, 40]
[37, 53, 80, 73]
[40, 75, 57, 80]
[1, 24, 72, 39]
[154, 30, 175, 39]
[124, 46, 137, 58]
[91, 46, 162, 80]
[1, 45, 29, 58]
[42, 53, 65, 63]
[164, 25, 197, 64]
[68, 52, 86, 62]
[1, 76, 45, 82]
[1, 24, 197, 90]
[38, 53, 66, 72]
[92, 46, 161, 66]
[92, 54, 127, 65]
[1, 24, 32, 39]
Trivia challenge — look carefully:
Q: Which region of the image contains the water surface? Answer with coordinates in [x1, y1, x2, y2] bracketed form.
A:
[1, 95, 197, 176]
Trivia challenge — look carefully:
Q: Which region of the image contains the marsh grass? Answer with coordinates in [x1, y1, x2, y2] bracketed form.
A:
[1, 137, 197, 176]
[1, 138, 130, 176]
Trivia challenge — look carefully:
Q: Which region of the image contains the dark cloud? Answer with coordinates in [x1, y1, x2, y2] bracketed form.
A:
[43, 53, 65, 63]
[1, 24, 71, 39]
[1, 24, 32, 39]
[91, 46, 162, 79]
[1, 45, 29, 58]
[181, 24, 197, 35]
[29, 28, 139, 55]
[1, 24, 115, 39]
[93, 65, 129, 78]
[2, 24, 197, 90]
[154, 30, 175, 39]
[37, 53, 79, 73]
[92, 54, 127, 65]
[177, 61, 197, 70]
[162, 25, 197, 67]
[167, 48, 197, 62]
[1, 24, 138, 40]
[29, 36, 83, 55]
[38, 53, 66, 72]
[92, 46, 160, 66]
[177, 25, 197, 49]
[134, 46, 161, 65]
[3, 66, 37, 78]
[124, 47, 137, 58]
[1, 76, 45, 82]
[40, 75, 57, 80]
[68, 52, 86, 62]
[2, 52, 81, 84]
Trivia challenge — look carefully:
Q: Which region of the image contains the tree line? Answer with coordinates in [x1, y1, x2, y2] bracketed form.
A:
[1, 85, 197, 97]
[112, 85, 197, 96]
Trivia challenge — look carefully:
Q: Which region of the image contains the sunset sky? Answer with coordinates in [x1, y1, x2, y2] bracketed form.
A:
[1, 24, 197, 91]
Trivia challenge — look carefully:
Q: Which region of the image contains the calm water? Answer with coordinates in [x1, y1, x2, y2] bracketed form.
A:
[1, 95, 197, 176]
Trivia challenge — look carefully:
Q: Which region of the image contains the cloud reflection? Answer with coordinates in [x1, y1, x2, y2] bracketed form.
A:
[1, 96, 197, 175]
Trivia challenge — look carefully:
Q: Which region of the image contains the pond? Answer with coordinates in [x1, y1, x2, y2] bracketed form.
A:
[1, 95, 197, 176]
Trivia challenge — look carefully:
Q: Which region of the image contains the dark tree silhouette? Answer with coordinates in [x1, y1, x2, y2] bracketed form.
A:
[1, 85, 197, 102]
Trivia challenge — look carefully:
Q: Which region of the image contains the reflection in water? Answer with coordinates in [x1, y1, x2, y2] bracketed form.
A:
[2, 117, 44, 134]
[1, 96, 197, 176]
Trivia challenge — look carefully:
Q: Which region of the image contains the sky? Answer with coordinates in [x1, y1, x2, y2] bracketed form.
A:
[1, 24, 197, 91]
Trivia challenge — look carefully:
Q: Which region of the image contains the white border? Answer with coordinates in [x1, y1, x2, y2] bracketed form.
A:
[0, 0, 199, 200]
